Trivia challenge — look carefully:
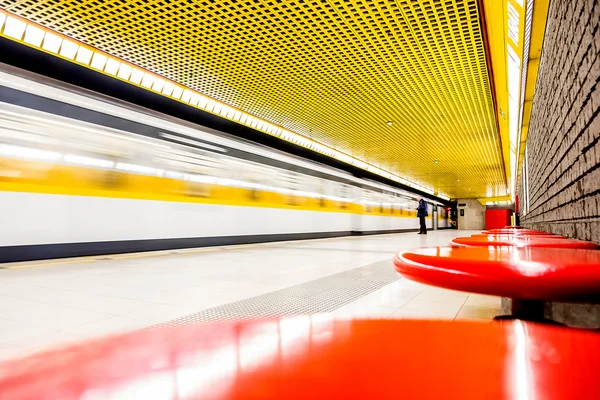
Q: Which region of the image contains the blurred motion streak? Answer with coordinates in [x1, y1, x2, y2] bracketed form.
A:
[0, 104, 430, 217]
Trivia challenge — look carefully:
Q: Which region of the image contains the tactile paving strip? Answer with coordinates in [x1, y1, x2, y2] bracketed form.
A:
[151, 260, 399, 327]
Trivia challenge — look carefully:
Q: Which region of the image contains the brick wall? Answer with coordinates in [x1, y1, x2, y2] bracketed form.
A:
[518, 0, 600, 242]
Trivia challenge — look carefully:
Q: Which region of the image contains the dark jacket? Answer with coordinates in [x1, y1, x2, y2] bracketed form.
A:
[417, 199, 428, 217]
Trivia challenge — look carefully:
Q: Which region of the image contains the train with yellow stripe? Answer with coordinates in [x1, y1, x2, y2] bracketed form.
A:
[0, 68, 448, 262]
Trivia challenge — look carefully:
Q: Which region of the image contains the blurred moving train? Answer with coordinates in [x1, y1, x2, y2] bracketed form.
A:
[0, 68, 448, 263]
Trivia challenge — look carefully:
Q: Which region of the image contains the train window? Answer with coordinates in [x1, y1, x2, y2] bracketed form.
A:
[102, 170, 122, 189]
[286, 195, 300, 206]
[317, 180, 326, 197]
[337, 183, 352, 200]
[186, 181, 210, 198]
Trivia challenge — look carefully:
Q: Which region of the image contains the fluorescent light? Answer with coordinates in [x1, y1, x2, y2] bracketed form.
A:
[141, 73, 155, 88]
[171, 86, 183, 99]
[181, 90, 192, 103]
[233, 111, 242, 121]
[162, 82, 174, 96]
[4, 17, 26, 40]
[189, 93, 200, 106]
[90, 53, 108, 70]
[507, 2, 521, 45]
[129, 68, 144, 84]
[75, 46, 93, 65]
[59, 39, 78, 59]
[104, 58, 120, 75]
[206, 100, 215, 112]
[152, 78, 165, 92]
[41, 32, 62, 53]
[23, 25, 45, 46]
[213, 103, 222, 115]
[0, 13, 6, 30]
[198, 96, 208, 109]
[117, 64, 133, 80]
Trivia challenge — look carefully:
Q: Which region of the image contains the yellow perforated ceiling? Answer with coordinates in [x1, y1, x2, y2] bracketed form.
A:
[0, 0, 506, 199]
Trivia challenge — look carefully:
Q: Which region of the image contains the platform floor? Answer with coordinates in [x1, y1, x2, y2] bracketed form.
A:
[0, 230, 501, 361]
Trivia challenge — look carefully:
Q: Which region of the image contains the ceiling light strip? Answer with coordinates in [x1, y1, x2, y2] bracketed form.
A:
[512, 0, 533, 195]
[0, 9, 448, 199]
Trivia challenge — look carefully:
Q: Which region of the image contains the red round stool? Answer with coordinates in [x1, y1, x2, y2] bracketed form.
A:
[472, 233, 567, 239]
[485, 229, 550, 235]
[451, 236, 598, 249]
[1, 318, 599, 399]
[394, 246, 600, 321]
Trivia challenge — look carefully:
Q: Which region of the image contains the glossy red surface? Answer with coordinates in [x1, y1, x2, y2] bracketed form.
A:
[451, 236, 598, 249]
[395, 247, 600, 302]
[1, 318, 599, 400]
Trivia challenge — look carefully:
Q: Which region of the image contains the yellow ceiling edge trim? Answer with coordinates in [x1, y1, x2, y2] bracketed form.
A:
[0, 9, 447, 200]
[482, 0, 549, 199]
[481, 0, 511, 191]
[477, 195, 513, 206]
[517, 0, 550, 178]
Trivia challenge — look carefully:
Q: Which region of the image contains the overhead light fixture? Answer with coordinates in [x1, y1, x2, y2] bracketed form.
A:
[4, 16, 26, 40]
[23, 24, 44, 46]
[386, 121, 393, 126]
[41, 32, 62, 53]
[59, 39, 78, 59]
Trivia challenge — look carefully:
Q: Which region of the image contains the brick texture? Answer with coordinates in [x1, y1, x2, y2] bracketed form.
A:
[518, 0, 600, 243]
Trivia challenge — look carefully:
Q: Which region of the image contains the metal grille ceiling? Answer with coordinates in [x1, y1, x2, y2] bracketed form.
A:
[0, 0, 506, 199]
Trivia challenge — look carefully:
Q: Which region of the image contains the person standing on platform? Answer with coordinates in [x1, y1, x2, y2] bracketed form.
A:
[416, 196, 428, 235]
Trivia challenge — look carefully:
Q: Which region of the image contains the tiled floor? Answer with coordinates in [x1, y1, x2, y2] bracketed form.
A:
[0, 230, 501, 362]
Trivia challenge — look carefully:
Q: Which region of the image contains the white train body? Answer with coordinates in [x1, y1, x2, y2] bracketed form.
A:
[0, 70, 448, 262]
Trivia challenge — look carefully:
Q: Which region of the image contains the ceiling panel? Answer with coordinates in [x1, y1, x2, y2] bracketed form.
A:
[0, 0, 507, 198]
